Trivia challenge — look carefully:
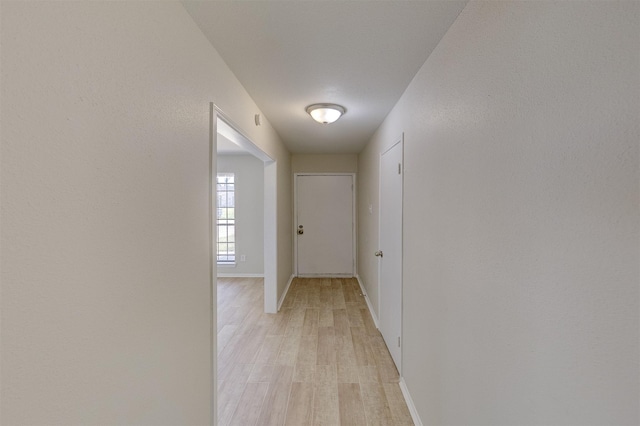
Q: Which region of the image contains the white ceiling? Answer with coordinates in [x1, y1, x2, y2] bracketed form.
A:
[183, 1, 468, 154]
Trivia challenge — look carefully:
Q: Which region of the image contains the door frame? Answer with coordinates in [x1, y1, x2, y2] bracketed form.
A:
[377, 135, 404, 373]
[213, 106, 278, 314]
[208, 104, 216, 426]
[294, 173, 356, 277]
[210, 105, 279, 425]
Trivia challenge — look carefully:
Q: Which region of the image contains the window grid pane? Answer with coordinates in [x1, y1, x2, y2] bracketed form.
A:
[216, 173, 235, 263]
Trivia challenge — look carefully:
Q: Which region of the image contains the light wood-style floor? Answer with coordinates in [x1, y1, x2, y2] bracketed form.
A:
[217, 277, 414, 426]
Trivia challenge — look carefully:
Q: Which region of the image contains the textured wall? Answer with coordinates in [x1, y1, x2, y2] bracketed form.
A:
[0, 2, 291, 424]
[358, 1, 639, 424]
[292, 154, 358, 173]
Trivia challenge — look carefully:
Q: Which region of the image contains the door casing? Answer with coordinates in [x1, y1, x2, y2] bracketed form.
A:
[378, 136, 404, 372]
[294, 173, 356, 277]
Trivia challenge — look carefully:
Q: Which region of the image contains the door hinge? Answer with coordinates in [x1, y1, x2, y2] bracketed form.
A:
[398, 163, 402, 174]
[398, 336, 401, 347]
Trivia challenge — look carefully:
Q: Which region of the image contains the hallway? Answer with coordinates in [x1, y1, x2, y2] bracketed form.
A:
[217, 277, 413, 425]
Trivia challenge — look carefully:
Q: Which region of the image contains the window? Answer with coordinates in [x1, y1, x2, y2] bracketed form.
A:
[216, 173, 235, 264]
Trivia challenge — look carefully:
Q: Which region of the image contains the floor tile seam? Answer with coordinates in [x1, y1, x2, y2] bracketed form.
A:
[305, 379, 318, 426]
[255, 337, 284, 367]
[281, 375, 296, 426]
[223, 380, 250, 426]
[249, 381, 271, 426]
[358, 380, 378, 426]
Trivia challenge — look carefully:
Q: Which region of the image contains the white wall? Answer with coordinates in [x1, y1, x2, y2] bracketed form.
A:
[292, 154, 358, 173]
[358, 1, 639, 424]
[0, 2, 291, 424]
[217, 154, 264, 276]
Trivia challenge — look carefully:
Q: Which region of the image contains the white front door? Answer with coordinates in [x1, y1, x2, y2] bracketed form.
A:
[379, 139, 403, 371]
[296, 174, 354, 277]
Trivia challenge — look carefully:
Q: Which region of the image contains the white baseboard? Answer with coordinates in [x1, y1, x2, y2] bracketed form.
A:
[399, 377, 423, 426]
[217, 273, 264, 278]
[297, 274, 352, 278]
[355, 274, 379, 328]
[277, 274, 295, 311]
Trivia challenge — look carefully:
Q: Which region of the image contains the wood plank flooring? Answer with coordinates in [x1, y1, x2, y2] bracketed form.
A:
[217, 277, 414, 426]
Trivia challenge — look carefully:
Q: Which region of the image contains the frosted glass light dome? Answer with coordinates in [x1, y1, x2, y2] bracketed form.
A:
[306, 103, 346, 124]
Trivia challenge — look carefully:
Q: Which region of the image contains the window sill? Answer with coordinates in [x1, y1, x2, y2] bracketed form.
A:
[217, 262, 237, 268]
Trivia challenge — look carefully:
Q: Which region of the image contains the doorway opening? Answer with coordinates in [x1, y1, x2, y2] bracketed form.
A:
[210, 104, 278, 423]
[213, 106, 278, 314]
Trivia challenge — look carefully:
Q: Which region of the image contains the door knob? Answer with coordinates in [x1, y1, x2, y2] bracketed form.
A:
[298, 225, 304, 235]
[375, 250, 383, 257]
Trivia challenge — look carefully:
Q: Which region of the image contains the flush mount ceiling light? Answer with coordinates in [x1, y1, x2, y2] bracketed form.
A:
[306, 103, 346, 124]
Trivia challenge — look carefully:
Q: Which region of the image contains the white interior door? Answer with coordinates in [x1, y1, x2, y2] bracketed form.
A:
[296, 174, 354, 277]
[379, 139, 403, 371]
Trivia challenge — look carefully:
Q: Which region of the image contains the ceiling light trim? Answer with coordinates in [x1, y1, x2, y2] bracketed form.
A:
[306, 103, 346, 124]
